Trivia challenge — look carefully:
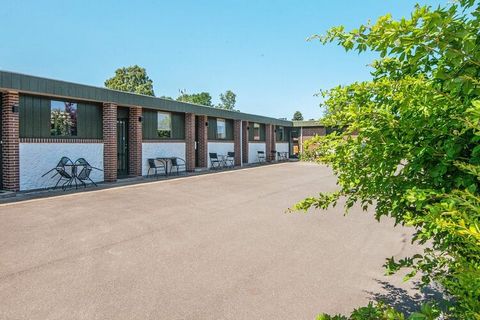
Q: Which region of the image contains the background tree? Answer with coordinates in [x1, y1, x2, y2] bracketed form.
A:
[292, 111, 304, 121]
[176, 90, 213, 107]
[105, 65, 155, 96]
[293, 0, 480, 318]
[217, 90, 238, 111]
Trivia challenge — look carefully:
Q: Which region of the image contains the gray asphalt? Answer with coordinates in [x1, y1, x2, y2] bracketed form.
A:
[0, 162, 419, 320]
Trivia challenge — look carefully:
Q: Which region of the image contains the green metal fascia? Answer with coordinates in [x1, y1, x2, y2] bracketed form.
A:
[0, 70, 293, 127]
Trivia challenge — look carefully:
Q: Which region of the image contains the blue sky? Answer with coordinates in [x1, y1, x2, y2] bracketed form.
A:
[0, 0, 444, 120]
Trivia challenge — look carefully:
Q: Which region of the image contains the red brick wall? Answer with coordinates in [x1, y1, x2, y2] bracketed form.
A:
[265, 124, 273, 161]
[128, 107, 142, 176]
[234, 120, 241, 166]
[103, 103, 117, 182]
[1, 92, 20, 191]
[300, 126, 326, 153]
[185, 113, 195, 171]
[196, 115, 208, 168]
[242, 121, 249, 164]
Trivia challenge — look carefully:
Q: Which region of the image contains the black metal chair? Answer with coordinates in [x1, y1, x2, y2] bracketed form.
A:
[277, 151, 287, 161]
[257, 151, 266, 163]
[225, 152, 235, 168]
[74, 158, 102, 188]
[209, 152, 223, 170]
[147, 158, 165, 177]
[269, 150, 277, 162]
[170, 157, 186, 175]
[41, 156, 75, 190]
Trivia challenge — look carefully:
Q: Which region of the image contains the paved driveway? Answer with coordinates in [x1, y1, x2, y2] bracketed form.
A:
[0, 162, 419, 320]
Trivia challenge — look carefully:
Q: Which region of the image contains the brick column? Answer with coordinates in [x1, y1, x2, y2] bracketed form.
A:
[233, 120, 242, 166]
[196, 115, 208, 168]
[242, 121, 249, 164]
[272, 125, 277, 160]
[1, 91, 20, 191]
[103, 103, 117, 182]
[128, 106, 142, 176]
[185, 113, 195, 171]
[265, 124, 273, 162]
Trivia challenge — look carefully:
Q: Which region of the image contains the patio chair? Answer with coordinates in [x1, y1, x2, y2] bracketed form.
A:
[74, 158, 101, 188]
[147, 158, 166, 177]
[257, 151, 266, 163]
[170, 157, 186, 175]
[209, 152, 223, 170]
[41, 156, 75, 190]
[277, 151, 287, 161]
[225, 152, 235, 168]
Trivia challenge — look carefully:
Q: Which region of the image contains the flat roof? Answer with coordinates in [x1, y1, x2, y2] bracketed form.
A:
[0, 70, 292, 126]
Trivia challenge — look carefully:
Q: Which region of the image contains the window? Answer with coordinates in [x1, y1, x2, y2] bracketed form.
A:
[253, 123, 260, 141]
[278, 126, 285, 141]
[216, 118, 226, 139]
[51, 100, 77, 136]
[157, 112, 172, 138]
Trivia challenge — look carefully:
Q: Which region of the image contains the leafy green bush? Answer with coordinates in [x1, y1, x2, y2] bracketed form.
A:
[293, 0, 479, 318]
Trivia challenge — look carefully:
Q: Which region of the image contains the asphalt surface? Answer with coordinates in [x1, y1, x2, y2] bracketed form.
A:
[0, 162, 420, 320]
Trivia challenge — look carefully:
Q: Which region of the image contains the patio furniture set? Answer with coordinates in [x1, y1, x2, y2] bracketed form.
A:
[209, 152, 235, 170]
[42, 157, 102, 190]
[257, 150, 289, 163]
[147, 157, 186, 177]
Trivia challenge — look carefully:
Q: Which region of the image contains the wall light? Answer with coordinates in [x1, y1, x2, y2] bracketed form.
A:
[11, 104, 19, 113]
[138, 116, 143, 123]
[205, 121, 209, 127]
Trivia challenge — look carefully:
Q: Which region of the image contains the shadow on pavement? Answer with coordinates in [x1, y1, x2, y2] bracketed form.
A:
[364, 279, 450, 314]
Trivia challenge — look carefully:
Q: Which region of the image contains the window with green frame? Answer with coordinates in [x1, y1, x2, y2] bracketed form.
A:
[50, 100, 78, 136]
[216, 118, 226, 139]
[253, 123, 260, 141]
[157, 112, 171, 138]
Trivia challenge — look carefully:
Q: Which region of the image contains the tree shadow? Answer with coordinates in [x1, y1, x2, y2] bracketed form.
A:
[364, 279, 449, 314]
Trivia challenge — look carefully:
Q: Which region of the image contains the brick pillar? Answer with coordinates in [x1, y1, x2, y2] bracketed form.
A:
[272, 125, 277, 160]
[1, 91, 20, 191]
[242, 121, 249, 164]
[196, 115, 208, 168]
[233, 120, 242, 166]
[185, 113, 195, 171]
[103, 103, 117, 182]
[265, 124, 273, 162]
[128, 106, 142, 176]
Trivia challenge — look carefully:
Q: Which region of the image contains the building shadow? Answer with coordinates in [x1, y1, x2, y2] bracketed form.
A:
[364, 279, 449, 314]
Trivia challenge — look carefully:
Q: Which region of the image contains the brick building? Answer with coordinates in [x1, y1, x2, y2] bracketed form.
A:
[0, 71, 297, 192]
[290, 120, 327, 156]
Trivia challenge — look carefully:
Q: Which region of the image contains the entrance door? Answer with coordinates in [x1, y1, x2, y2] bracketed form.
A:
[117, 116, 129, 177]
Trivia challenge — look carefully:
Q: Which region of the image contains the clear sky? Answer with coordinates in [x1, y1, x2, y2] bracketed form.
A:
[0, 0, 444, 120]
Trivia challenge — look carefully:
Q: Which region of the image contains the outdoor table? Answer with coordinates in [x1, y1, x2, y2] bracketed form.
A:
[217, 154, 227, 167]
[156, 157, 176, 176]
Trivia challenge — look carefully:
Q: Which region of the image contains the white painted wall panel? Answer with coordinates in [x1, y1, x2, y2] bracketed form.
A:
[142, 142, 186, 176]
[19, 143, 104, 191]
[248, 142, 266, 164]
[207, 142, 234, 168]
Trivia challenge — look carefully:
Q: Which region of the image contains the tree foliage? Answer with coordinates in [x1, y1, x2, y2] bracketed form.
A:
[217, 90, 238, 111]
[176, 90, 213, 107]
[293, 110, 304, 121]
[104, 65, 155, 96]
[293, 0, 480, 318]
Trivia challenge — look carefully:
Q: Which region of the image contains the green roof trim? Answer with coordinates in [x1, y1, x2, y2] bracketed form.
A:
[292, 120, 324, 127]
[0, 70, 292, 126]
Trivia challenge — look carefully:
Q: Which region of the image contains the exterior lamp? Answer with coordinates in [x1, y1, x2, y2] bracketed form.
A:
[205, 121, 209, 127]
[11, 103, 19, 113]
[138, 116, 143, 122]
